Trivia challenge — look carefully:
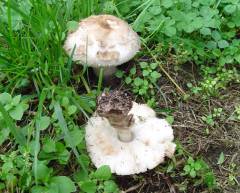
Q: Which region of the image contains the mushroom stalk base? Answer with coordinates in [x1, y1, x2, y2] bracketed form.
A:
[116, 129, 133, 142]
[93, 66, 117, 78]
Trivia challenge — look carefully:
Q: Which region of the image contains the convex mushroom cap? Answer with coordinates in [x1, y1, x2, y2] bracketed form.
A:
[85, 91, 176, 175]
[64, 15, 140, 77]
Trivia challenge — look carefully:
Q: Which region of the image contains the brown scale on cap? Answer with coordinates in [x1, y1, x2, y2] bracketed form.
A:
[96, 90, 134, 130]
[96, 51, 120, 62]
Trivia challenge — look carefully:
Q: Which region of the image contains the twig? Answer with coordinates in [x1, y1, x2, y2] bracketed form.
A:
[141, 40, 186, 96]
[158, 172, 177, 193]
[121, 182, 145, 193]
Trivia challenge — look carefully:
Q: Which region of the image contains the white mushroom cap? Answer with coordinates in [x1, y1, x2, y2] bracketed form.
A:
[85, 102, 176, 175]
[63, 15, 140, 68]
[129, 102, 156, 122]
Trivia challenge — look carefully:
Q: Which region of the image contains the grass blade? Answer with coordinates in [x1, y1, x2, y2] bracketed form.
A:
[97, 67, 103, 95]
[33, 90, 47, 185]
[54, 101, 87, 174]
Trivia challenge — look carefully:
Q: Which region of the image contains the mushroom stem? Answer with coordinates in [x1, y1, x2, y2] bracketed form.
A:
[116, 128, 133, 142]
[104, 114, 134, 143]
[93, 66, 117, 78]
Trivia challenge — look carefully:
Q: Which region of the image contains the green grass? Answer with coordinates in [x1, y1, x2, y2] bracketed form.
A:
[0, 0, 239, 192]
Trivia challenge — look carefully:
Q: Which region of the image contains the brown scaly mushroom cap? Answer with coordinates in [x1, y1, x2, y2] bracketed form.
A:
[85, 90, 176, 175]
[64, 15, 140, 77]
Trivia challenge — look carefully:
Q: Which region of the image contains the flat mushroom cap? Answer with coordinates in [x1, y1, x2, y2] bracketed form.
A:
[63, 15, 140, 67]
[85, 102, 176, 175]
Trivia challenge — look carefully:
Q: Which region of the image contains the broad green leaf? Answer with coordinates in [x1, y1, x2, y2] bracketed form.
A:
[9, 105, 25, 120]
[139, 88, 147, 95]
[65, 128, 84, 147]
[74, 170, 89, 182]
[184, 165, 191, 173]
[149, 5, 161, 15]
[50, 176, 76, 193]
[211, 31, 221, 41]
[150, 63, 158, 69]
[150, 71, 161, 79]
[36, 116, 50, 130]
[194, 161, 202, 171]
[190, 169, 196, 178]
[227, 21, 235, 28]
[0, 127, 9, 145]
[192, 17, 203, 29]
[162, 0, 173, 8]
[235, 55, 240, 63]
[43, 138, 56, 153]
[57, 149, 70, 165]
[104, 180, 118, 193]
[224, 5, 236, 14]
[187, 157, 194, 164]
[12, 95, 21, 105]
[94, 165, 111, 180]
[143, 79, 149, 86]
[31, 186, 49, 193]
[0, 93, 12, 104]
[33, 162, 52, 182]
[130, 67, 136, 75]
[61, 97, 69, 107]
[79, 154, 90, 168]
[200, 6, 218, 19]
[134, 77, 144, 86]
[115, 70, 124, 78]
[192, 1, 199, 7]
[140, 62, 148, 68]
[206, 41, 217, 49]
[184, 25, 194, 33]
[142, 70, 150, 76]
[164, 26, 176, 37]
[2, 162, 13, 173]
[200, 27, 211, 35]
[125, 77, 132, 84]
[79, 181, 97, 193]
[67, 105, 77, 115]
[200, 0, 215, 5]
[218, 40, 229, 48]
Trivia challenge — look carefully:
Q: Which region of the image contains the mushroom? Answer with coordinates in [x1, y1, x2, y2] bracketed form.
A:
[85, 91, 176, 175]
[63, 15, 140, 78]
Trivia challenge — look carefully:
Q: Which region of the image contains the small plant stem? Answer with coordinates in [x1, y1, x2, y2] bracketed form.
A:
[97, 67, 103, 94]
[80, 73, 91, 93]
[142, 41, 186, 96]
[215, 0, 222, 8]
